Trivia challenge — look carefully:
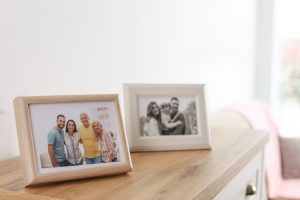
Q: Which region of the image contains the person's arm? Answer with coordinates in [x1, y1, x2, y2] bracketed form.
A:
[162, 119, 182, 129]
[48, 144, 59, 167]
[161, 113, 182, 129]
[47, 130, 59, 167]
[108, 131, 116, 148]
[170, 112, 181, 123]
[142, 122, 150, 136]
[107, 153, 114, 162]
[170, 114, 185, 135]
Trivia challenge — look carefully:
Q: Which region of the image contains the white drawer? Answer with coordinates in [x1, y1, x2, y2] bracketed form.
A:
[213, 150, 264, 200]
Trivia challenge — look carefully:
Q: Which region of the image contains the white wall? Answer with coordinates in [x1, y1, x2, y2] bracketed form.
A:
[0, 0, 257, 160]
[254, 0, 274, 104]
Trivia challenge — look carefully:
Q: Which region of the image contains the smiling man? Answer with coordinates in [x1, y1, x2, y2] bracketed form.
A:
[78, 112, 102, 164]
[47, 114, 68, 167]
[169, 97, 185, 135]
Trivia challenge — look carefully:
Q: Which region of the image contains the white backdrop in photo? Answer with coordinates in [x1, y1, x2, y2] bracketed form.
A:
[29, 101, 120, 171]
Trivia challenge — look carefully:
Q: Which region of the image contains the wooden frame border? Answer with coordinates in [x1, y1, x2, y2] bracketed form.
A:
[14, 94, 132, 186]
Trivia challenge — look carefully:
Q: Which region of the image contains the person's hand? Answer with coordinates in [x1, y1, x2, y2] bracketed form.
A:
[108, 153, 115, 162]
[52, 162, 60, 167]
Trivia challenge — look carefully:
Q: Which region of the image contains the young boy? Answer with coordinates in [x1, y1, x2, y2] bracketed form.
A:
[160, 102, 182, 135]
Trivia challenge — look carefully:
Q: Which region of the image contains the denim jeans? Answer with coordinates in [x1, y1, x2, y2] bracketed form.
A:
[57, 160, 70, 167]
[85, 156, 102, 164]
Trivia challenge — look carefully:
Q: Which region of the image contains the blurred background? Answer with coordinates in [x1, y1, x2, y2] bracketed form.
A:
[0, 0, 296, 164]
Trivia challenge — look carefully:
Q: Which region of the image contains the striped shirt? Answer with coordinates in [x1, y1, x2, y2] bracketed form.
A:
[98, 130, 116, 163]
[64, 132, 83, 165]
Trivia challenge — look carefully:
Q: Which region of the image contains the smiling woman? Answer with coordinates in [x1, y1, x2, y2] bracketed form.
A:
[64, 119, 83, 166]
[92, 120, 117, 163]
[124, 84, 211, 152]
[142, 101, 161, 136]
[13, 94, 132, 186]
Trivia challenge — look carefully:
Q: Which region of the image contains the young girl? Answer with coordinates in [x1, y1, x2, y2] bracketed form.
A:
[160, 102, 182, 135]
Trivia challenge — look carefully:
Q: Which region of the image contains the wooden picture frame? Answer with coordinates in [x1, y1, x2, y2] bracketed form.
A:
[14, 94, 132, 186]
[124, 84, 212, 151]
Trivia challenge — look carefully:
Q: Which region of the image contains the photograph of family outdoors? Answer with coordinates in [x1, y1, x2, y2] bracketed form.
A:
[139, 96, 198, 137]
[29, 102, 121, 169]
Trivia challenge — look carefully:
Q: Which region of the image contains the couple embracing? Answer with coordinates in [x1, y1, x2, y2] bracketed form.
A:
[143, 97, 185, 136]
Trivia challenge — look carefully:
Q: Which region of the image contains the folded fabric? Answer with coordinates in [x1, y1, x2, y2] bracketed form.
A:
[280, 137, 300, 179]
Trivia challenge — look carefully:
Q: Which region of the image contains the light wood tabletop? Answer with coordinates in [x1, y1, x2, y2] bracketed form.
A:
[0, 128, 268, 200]
[0, 189, 61, 200]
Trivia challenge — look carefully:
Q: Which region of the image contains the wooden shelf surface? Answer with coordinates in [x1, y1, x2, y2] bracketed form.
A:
[0, 128, 268, 200]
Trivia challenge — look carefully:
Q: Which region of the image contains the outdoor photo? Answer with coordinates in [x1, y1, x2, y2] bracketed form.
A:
[124, 84, 210, 152]
[138, 96, 198, 137]
[29, 101, 121, 170]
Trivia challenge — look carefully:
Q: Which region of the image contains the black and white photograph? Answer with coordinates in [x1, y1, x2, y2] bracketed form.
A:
[124, 84, 211, 152]
[138, 96, 198, 137]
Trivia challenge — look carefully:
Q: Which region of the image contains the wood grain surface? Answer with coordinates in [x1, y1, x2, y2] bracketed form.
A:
[0, 128, 268, 200]
[0, 189, 61, 200]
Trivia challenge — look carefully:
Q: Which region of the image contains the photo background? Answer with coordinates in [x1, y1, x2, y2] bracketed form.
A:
[138, 95, 198, 136]
[29, 101, 121, 171]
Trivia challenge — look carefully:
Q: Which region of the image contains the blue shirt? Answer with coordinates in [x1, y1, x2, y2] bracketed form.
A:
[47, 127, 66, 162]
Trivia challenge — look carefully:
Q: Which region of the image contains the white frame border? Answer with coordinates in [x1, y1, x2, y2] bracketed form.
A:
[124, 84, 211, 151]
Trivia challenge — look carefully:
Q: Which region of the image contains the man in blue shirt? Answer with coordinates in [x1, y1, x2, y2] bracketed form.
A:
[47, 114, 68, 167]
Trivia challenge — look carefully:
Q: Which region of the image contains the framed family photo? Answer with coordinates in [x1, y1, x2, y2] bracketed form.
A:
[14, 94, 132, 186]
[124, 84, 211, 151]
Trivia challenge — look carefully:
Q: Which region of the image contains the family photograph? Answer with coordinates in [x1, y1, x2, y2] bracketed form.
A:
[139, 96, 198, 137]
[29, 102, 120, 169]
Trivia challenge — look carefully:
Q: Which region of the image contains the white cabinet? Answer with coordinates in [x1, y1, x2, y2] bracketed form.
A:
[0, 128, 268, 200]
[214, 151, 265, 200]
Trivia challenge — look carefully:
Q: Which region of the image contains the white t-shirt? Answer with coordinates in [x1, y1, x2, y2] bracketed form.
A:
[143, 118, 160, 136]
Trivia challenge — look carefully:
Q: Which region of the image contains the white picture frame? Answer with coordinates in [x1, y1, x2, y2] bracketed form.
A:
[123, 84, 211, 151]
[14, 94, 132, 186]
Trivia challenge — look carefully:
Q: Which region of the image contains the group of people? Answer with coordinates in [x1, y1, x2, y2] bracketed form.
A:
[142, 97, 185, 136]
[47, 112, 117, 168]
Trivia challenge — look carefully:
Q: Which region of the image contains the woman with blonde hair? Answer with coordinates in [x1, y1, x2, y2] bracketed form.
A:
[92, 120, 117, 163]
